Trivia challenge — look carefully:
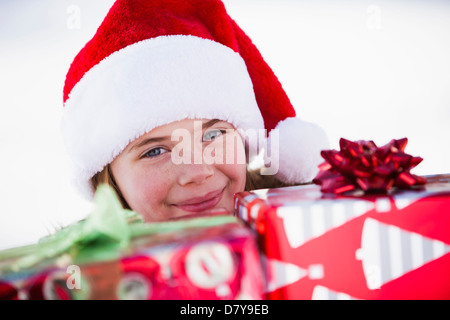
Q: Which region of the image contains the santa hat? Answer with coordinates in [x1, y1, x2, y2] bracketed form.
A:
[61, 0, 329, 199]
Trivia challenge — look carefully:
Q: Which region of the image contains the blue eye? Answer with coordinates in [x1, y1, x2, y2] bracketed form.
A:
[143, 147, 168, 158]
[203, 129, 225, 141]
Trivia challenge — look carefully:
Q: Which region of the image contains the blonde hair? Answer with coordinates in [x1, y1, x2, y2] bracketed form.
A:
[91, 164, 130, 209]
[91, 165, 294, 209]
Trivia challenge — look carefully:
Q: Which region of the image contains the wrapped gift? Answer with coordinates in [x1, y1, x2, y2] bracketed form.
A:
[0, 186, 265, 300]
[234, 174, 450, 300]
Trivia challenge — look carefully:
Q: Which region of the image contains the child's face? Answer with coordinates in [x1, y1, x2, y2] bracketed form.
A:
[110, 119, 247, 222]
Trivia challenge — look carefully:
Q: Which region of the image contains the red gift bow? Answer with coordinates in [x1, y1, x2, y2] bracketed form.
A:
[313, 138, 427, 194]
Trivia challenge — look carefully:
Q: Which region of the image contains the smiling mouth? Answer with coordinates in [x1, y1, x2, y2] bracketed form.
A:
[173, 188, 225, 212]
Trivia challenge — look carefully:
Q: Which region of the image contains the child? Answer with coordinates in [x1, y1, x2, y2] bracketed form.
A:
[61, 0, 329, 222]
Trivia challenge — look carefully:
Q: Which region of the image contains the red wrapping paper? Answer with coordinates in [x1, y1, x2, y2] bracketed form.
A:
[235, 174, 450, 300]
[116, 216, 265, 300]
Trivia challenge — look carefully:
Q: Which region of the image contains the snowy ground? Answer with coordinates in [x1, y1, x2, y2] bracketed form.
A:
[1, 0, 449, 250]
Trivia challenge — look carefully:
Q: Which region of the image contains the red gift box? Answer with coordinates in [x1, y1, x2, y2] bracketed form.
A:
[234, 174, 450, 300]
[115, 213, 265, 300]
[0, 210, 265, 300]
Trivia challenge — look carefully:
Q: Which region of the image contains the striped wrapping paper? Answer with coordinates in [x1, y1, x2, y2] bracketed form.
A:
[234, 174, 450, 300]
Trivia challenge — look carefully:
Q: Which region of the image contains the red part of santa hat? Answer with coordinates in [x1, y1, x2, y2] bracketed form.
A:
[62, 0, 329, 199]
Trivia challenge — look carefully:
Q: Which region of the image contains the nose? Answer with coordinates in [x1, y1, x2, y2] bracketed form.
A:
[177, 162, 214, 186]
[175, 140, 214, 185]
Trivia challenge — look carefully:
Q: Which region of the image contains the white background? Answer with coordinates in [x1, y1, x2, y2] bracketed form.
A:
[1, 0, 449, 250]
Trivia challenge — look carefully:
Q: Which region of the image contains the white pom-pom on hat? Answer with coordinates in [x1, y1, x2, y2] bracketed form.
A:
[262, 117, 330, 184]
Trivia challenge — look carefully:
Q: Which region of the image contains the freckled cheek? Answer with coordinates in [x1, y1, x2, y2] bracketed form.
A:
[145, 178, 170, 204]
[215, 159, 247, 193]
[124, 170, 171, 212]
[215, 133, 247, 165]
[221, 134, 247, 190]
[228, 162, 247, 191]
[214, 162, 246, 213]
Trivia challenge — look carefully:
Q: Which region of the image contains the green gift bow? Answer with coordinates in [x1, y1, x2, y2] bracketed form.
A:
[0, 185, 237, 272]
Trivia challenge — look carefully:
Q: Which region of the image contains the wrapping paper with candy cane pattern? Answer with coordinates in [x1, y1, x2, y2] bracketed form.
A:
[234, 174, 450, 300]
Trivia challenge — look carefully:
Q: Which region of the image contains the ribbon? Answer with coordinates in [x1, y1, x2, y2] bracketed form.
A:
[313, 138, 427, 194]
[0, 185, 134, 271]
[0, 185, 237, 273]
